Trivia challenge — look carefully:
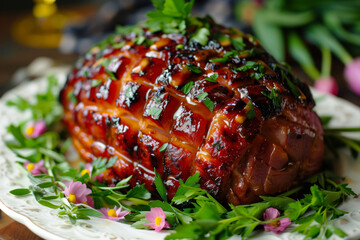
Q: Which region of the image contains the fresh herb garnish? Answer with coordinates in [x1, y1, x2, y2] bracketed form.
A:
[112, 41, 126, 49]
[191, 27, 210, 46]
[105, 69, 117, 80]
[212, 141, 223, 150]
[281, 71, 301, 98]
[149, 107, 163, 119]
[180, 81, 194, 95]
[196, 92, 208, 101]
[232, 61, 265, 73]
[261, 88, 282, 109]
[204, 73, 218, 83]
[186, 64, 202, 74]
[125, 85, 137, 100]
[246, 101, 256, 119]
[91, 79, 102, 87]
[209, 50, 238, 64]
[203, 97, 214, 112]
[68, 91, 77, 105]
[176, 44, 184, 49]
[159, 143, 169, 153]
[145, 0, 194, 34]
[231, 37, 245, 50]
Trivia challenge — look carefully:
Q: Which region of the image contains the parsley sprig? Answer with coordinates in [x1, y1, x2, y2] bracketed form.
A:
[146, 0, 195, 34]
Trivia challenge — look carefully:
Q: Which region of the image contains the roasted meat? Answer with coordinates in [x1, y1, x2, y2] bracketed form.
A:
[60, 19, 324, 205]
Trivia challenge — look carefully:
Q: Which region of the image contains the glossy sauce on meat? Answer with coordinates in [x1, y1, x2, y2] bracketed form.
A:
[60, 19, 324, 205]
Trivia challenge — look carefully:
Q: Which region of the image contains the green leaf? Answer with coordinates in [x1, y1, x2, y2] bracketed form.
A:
[328, 225, 347, 238]
[231, 37, 245, 50]
[77, 208, 104, 218]
[306, 24, 353, 64]
[191, 27, 210, 46]
[10, 188, 31, 196]
[281, 72, 301, 99]
[37, 182, 55, 188]
[154, 170, 167, 202]
[126, 184, 151, 200]
[260, 196, 295, 210]
[37, 200, 60, 209]
[149, 107, 162, 119]
[288, 32, 320, 80]
[181, 81, 194, 95]
[152, 0, 165, 10]
[91, 79, 102, 87]
[186, 64, 202, 74]
[246, 101, 256, 119]
[196, 92, 208, 101]
[204, 73, 218, 83]
[261, 88, 282, 109]
[242, 222, 259, 238]
[253, 10, 284, 61]
[203, 97, 214, 112]
[159, 143, 169, 153]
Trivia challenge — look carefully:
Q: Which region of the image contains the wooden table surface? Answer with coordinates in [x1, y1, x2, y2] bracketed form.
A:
[0, 3, 360, 240]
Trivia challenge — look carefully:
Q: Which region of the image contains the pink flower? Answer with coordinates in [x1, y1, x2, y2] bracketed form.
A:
[263, 208, 291, 234]
[24, 120, 46, 138]
[64, 180, 92, 204]
[314, 77, 339, 95]
[344, 57, 360, 95]
[99, 206, 130, 221]
[80, 163, 92, 177]
[23, 160, 47, 175]
[85, 195, 94, 208]
[145, 207, 170, 232]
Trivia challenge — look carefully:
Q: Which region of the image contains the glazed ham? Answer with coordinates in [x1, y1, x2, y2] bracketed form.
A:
[60, 19, 324, 205]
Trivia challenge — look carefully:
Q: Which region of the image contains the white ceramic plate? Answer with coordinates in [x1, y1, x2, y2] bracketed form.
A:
[0, 74, 360, 240]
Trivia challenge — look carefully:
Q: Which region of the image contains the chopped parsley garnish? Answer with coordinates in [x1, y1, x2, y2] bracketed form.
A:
[181, 81, 194, 94]
[125, 85, 137, 100]
[196, 92, 208, 101]
[212, 140, 223, 150]
[105, 69, 117, 80]
[231, 37, 245, 50]
[250, 72, 264, 80]
[84, 70, 89, 78]
[91, 79, 102, 87]
[204, 73, 218, 83]
[145, 0, 194, 34]
[112, 41, 126, 49]
[203, 97, 214, 112]
[209, 50, 238, 64]
[281, 71, 301, 98]
[68, 92, 77, 104]
[101, 58, 116, 68]
[159, 143, 169, 153]
[186, 64, 202, 74]
[262, 88, 282, 109]
[149, 106, 162, 119]
[191, 27, 210, 46]
[246, 101, 256, 119]
[232, 61, 264, 73]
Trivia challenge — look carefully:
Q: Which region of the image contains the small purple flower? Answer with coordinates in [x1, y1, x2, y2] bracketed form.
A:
[99, 206, 130, 221]
[23, 160, 47, 175]
[64, 180, 92, 204]
[263, 208, 291, 234]
[344, 57, 360, 95]
[314, 77, 339, 95]
[145, 207, 170, 232]
[24, 120, 46, 138]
